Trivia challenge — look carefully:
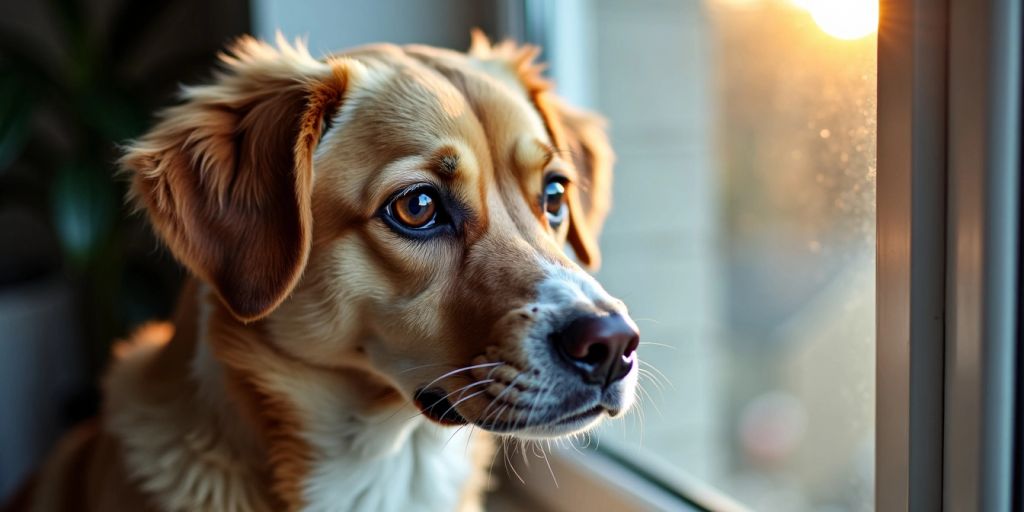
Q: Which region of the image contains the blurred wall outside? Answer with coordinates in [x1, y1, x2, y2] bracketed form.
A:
[585, 0, 725, 479]
[254, 0, 511, 58]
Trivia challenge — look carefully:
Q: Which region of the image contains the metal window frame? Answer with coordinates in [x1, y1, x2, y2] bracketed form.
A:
[942, 0, 1021, 510]
[876, 0, 948, 509]
[504, 0, 1022, 510]
[879, 0, 1021, 511]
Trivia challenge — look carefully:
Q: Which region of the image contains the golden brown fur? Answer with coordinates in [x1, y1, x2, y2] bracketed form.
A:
[12, 31, 630, 512]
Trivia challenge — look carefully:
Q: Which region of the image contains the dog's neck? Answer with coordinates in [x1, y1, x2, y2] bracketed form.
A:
[103, 282, 484, 512]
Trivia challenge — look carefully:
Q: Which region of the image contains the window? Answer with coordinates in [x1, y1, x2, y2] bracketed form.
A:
[511, 0, 1020, 511]
[522, 1, 876, 510]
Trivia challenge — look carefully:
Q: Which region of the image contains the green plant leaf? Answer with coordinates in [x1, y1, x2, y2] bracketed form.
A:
[51, 162, 116, 268]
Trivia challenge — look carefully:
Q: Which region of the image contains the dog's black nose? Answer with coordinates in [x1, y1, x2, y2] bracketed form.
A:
[554, 314, 639, 387]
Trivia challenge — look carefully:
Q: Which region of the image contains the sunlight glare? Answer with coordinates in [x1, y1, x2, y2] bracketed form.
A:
[804, 0, 878, 40]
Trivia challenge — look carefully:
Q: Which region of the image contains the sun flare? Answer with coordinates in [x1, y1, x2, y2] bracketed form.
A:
[801, 0, 879, 40]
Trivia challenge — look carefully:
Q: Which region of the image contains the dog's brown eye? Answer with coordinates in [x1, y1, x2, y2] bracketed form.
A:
[392, 189, 438, 228]
[543, 178, 568, 227]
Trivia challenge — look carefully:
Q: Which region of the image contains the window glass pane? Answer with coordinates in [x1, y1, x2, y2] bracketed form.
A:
[585, 1, 876, 510]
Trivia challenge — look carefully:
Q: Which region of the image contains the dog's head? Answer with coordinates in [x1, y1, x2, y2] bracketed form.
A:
[121, 33, 638, 438]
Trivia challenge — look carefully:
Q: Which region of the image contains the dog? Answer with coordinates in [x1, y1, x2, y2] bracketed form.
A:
[12, 30, 639, 512]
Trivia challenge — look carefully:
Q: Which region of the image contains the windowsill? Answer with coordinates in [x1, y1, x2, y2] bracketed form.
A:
[486, 442, 751, 512]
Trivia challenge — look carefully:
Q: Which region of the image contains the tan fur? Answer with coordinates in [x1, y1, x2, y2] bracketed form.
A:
[14, 31, 621, 512]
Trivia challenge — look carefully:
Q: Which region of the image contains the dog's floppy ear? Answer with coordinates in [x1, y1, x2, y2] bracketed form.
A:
[554, 100, 614, 269]
[120, 35, 351, 322]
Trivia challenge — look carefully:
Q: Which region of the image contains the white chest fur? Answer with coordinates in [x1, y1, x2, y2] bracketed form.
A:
[301, 413, 476, 512]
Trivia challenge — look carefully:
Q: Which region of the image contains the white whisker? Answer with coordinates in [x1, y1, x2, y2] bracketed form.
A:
[443, 423, 470, 450]
[438, 388, 490, 422]
[400, 379, 494, 424]
[416, 361, 504, 397]
[479, 373, 524, 424]
[637, 341, 676, 350]
[631, 317, 662, 325]
[503, 440, 525, 484]
[637, 368, 667, 394]
[639, 361, 675, 390]
[394, 362, 450, 375]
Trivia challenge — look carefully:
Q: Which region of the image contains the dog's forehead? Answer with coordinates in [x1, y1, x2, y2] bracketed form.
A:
[315, 47, 556, 202]
[350, 57, 480, 149]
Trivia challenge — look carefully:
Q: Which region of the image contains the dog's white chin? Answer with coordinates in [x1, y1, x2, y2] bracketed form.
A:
[474, 403, 615, 439]
[507, 412, 607, 439]
[479, 366, 640, 439]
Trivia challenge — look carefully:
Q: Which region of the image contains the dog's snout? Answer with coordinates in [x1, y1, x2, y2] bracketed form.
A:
[554, 314, 639, 387]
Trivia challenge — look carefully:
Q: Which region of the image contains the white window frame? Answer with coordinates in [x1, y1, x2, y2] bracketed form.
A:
[503, 0, 1022, 510]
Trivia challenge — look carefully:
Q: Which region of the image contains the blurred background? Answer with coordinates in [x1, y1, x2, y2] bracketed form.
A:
[0, 0, 249, 499]
[0, 1, 876, 510]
